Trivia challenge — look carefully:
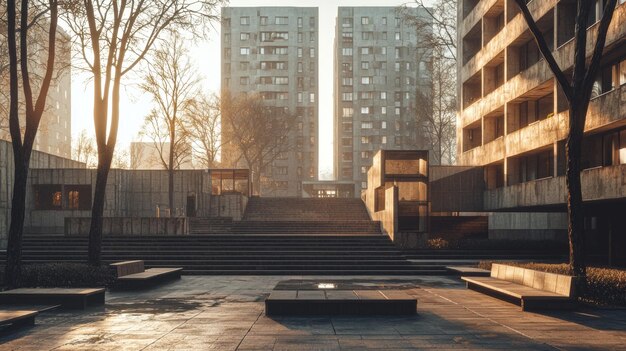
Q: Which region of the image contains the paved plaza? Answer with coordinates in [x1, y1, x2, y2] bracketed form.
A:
[1, 276, 626, 350]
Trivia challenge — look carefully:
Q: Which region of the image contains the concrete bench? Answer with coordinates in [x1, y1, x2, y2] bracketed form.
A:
[111, 261, 182, 290]
[0, 310, 38, 329]
[461, 263, 576, 311]
[265, 289, 417, 316]
[446, 266, 490, 277]
[0, 288, 105, 309]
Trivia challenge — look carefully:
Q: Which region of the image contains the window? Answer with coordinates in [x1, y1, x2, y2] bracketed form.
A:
[260, 46, 288, 55]
[260, 32, 288, 41]
[274, 77, 289, 85]
[342, 17, 353, 27]
[260, 16, 268, 25]
[310, 48, 315, 58]
[361, 77, 372, 85]
[361, 61, 369, 69]
[297, 47, 303, 57]
[381, 47, 387, 55]
[361, 106, 370, 114]
[298, 62, 303, 73]
[395, 32, 401, 40]
[342, 47, 353, 56]
[361, 136, 370, 144]
[395, 17, 400, 26]
[382, 136, 387, 144]
[34, 185, 62, 210]
[224, 33, 230, 43]
[298, 17, 303, 27]
[394, 62, 400, 72]
[342, 107, 353, 117]
[240, 33, 250, 40]
[361, 151, 370, 159]
[310, 17, 316, 27]
[275, 16, 288, 25]
[361, 122, 373, 129]
[382, 17, 387, 25]
[361, 166, 368, 174]
[34, 184, 91, 210]
[239, 77, 249, 85]
[239, 62, 249, 70]
[298, 32, 303, 43]
[342, 63, 352, 72]
[297, 92, 303, 103]
[618, 58, 626, 86]
[310, 31, 315, 42]
[360, 47, 370, 55]
[342, 92, 353, 101]
[381, 106, 387, 114]
[276, 167, 288, 175]
[382, 32, 387, 40]
[361, 17, 370, 25]
[342, 77, 353, 86]
[395, 107, 401, 115]
[361, 182, 367, 189]
[395, 48, 401, 58]
[362, 32, 373, 40]
[240, 47, 250, 55]
[240, 16, 249, 25]
[223, 48, 231, 58]
[380, 92, 387, 100]
[66, 185, 91, 210]
[360, 92, 373, 100]
[342, 32, 353, 40]
[310, 93, 315, 103]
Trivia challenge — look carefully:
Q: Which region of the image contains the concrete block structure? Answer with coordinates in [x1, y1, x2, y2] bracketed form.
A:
[334, 7, 432, 196]
[457, 0, 626, 264]
[220, 7, 319, 197]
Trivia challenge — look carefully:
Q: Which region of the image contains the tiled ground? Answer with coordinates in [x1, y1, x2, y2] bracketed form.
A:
[1, 276, 626, 350]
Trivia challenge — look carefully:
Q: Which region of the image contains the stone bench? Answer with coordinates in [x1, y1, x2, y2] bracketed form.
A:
[446, 266, 490, 277]
[111, 260, 182, 290]
[0, 310, 38, 329]
[461, 263, 576, 311]
[265, 289, 417, 316]
[0, 288, 105, 310]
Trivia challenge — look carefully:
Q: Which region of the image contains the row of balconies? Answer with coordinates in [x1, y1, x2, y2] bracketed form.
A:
[460, 83, 626, 166]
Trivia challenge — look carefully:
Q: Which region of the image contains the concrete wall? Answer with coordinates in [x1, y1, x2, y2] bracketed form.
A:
[488, 212, 567, 241]
[430, 166, 485, 212]
[0, 140, 85, 247]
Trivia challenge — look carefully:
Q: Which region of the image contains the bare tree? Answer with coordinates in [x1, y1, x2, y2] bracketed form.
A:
[400, 0, 457, 164]
[183, 92, 221, 169]
[221, 91, 296, 195]
[514, 0, 618, 278]
[63, 0, 221, 265]
[112, 148, 128, 169]
[140, 33, 198, 214]
[4, 0, 59, 288]
[129, 140, 145, 170]
[72, 129, 97, 167]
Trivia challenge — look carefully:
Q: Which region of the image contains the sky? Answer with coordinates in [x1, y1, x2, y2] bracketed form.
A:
[70, 0, 419, 179]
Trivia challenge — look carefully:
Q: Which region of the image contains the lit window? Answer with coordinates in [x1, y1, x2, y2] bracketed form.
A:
[240, 33, 250, 40]
[240, 47, 250, 55]
[361, 77, 372, 85]
[361, 17, 369, 25]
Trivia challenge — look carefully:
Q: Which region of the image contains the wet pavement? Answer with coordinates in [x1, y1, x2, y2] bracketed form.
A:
[1, 275, 626, 350]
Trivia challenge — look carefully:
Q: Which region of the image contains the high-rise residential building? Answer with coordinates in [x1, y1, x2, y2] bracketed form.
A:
[457, 0, 626, 261]
[334, 7, 432, 195]
[0, 28, 72, 158]
[220, 7, 319, 197]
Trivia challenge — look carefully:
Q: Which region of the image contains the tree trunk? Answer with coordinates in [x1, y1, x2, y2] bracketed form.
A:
[88, 150, 112, 266]
[565, 104, 586, 278]
[168, 132, 175, 217]
[5, 154, 30, 288]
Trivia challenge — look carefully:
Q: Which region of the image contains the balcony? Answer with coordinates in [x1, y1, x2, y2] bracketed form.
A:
[484, 164, 626, 211]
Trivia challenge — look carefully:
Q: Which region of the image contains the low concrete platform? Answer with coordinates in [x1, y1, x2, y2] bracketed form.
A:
[0, 288, 105, 310]
[115, 268, 183, 290]
[265, 289, 417, 316]
[446, 266, 490, 276]
[0, 311, 37, 330]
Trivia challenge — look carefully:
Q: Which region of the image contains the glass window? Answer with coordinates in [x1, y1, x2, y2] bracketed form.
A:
[297, 17, 303, 27]
[240, 16, 249, 25]
[240, 47, 250, 55]
[361, 17, 369, 25]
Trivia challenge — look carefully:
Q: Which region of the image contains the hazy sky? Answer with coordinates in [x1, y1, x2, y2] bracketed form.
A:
[70, 0, 418, 177]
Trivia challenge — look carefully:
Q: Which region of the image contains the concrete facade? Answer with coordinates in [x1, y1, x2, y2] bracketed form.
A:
[220, 7, 319, 197]
[457, 0, 626, 260]
[334, 7, 432, 196]
[0, 140, 84, 247]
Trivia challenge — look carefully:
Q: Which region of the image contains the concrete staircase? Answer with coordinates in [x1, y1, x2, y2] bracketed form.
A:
[13, 235, 446, 275]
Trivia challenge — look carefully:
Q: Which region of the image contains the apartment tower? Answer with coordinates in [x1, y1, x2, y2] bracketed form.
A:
[221, 7, 319, 197]
[334, 7, 432, 195]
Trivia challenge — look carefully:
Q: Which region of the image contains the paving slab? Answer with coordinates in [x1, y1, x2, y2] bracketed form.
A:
[0, 275, 623, 350]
